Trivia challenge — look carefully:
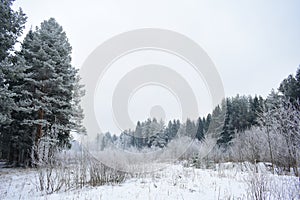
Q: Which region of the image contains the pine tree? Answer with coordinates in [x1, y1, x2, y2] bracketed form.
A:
[9, 18, 83, 164]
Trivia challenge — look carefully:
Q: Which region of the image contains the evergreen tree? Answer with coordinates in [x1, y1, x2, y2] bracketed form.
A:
[141, 118, 152, 147]
[71, 75, 86, 135]
[0, 57, 31, 164]
[196, 117, 204, 141]
[279, 66, 300, 102]
[112, 134, 118, 143]
[173, 119, 181, 138]
[165, 120, 173, 141]
[119, 130, 133, 149]
[217, 98, 235, 146]
[185, 118, 196, 138]
[0, 0, 26, 161]
[206, 103, 226, 144]
[0, 0, 26, 61]
[249, 96, 258, 126]
[5, 57, 34, 165]
[204, 113, 211, 133]
[296, 66, 300, 84]
[147, 119, 166, 148]
[103, 132, 112, 148]
[134, 121, 143, 148]
[3, 18, 84, 165]
[0, 60, 14, 125]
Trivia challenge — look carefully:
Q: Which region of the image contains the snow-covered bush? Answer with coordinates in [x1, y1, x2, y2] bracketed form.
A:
[245, 171, 300, 200]
[35, 145, 127, 194]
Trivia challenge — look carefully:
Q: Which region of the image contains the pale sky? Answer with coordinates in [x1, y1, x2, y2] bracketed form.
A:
[13, 0, 300, 135]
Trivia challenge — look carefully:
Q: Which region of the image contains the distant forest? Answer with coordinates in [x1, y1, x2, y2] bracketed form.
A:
[96, 66, 300, 176]
[97, 67, 300, 151]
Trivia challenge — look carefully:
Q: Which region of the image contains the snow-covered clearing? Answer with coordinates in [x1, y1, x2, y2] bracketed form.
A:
[0, 162, 299, 200]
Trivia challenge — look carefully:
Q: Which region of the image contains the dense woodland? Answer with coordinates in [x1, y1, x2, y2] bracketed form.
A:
[98, 94, 264, 149]
[0, 0, 299, 178]
[0, 0, 85, 166]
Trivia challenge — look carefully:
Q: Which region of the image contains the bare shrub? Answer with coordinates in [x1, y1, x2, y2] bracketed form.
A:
[246, 172, 269, 200]
[35, 143, 127, 194]
[246, 171, 299, 200]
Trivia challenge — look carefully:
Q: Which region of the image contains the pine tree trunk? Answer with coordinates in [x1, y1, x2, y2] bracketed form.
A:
[34, 108, 44, 162]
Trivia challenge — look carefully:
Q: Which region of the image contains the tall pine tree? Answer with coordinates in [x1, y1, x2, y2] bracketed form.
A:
[4, 18, 85, 165]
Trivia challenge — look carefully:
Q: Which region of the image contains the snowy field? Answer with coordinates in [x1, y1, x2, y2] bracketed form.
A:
[0, 161, 299, 200]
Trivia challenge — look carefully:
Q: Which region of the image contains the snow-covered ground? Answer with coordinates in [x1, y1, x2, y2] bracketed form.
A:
[0, 162, 299, 200]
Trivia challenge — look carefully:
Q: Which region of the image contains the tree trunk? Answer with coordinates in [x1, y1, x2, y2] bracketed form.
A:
[266, 125, 275, 174]
[34, 108, 44, 162]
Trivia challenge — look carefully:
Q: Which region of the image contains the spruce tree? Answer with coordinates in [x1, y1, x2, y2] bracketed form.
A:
[217, 98, 234, 146]
[196, 117, 204, 141]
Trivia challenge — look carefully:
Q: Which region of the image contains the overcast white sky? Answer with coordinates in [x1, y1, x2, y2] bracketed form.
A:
[13, 0, 300, 134]
[14, 0, 300, 97]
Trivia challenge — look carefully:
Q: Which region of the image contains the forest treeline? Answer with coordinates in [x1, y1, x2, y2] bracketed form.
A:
[97, 94, 264, 149]
[96, 67, 300, 176]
